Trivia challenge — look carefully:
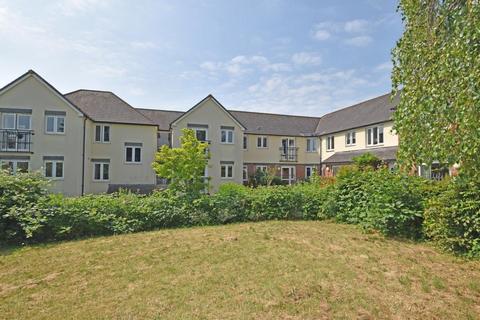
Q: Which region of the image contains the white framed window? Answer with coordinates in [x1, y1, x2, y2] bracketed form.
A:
[305, 166, 315, 179]
[256, 165, 268, 172]
[366, 126, 384, 146]
[45, 115, 65, 134]
[1, 160, 29, 174]
[125, 145, 142, 163]
[93, 162, 109, 181]
[2, 113, 16, 129]
[191, 127, 208, 142]
[220, 127, 234, 144]
[2, 113, 31, 130]
[345, 131, 356, 146]
[95, 125, 110, 143]
[220, 163, 234, 179]
[243, 165, 248, 182]
[45, 160, 64, 179]
[257, 136, 268, 148]
[306, 138, 317, 152]
[326, 135, 335, 151]
[243, 136, 248, 149]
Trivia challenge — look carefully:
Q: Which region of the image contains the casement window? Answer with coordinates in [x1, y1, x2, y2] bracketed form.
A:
[93, 161, 109, 181]
[95, 125, 110, 143]
[45, 114, 65, 134]
[243, 165, 248, 182]
[187, 125, 208, 142]
[257, 136, 268, 148]
[2, 113, 31, 130]
[1, 160, 29, 174]
[305, 166, 315, 179]
[366, 126, 384, 146]
[220, 126, 234, 144]
[326, 136, 335, 151]
[220, 162, 234, 179]
[125, 143, 142, 163]
[345, 131, 356, 146]
[256, 165, 268, 172]
[306, 138, 317, 152]
[45, 160, 64, 179]
[243, 136, 248, 149]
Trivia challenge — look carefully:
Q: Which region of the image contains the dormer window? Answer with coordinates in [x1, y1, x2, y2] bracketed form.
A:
[367, 126, 384, 146]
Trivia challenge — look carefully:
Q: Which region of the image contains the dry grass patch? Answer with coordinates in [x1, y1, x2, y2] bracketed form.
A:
[1, 221, 479, 319]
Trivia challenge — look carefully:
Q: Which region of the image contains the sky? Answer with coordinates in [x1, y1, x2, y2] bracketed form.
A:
[0, 0, 403, 116]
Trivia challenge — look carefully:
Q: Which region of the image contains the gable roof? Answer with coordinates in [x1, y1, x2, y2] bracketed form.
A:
[230, 110, 320, 136]
[170, 94, 246, 130]
[136, 108, 183, 131]
[0, 70, 84, 116]
[65, 90, 156, 126]
[315, 93, 399, 136]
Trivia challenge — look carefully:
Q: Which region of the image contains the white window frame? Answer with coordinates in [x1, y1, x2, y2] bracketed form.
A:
[192, 127, 208, 142]
[242, 165, 248, 182]
[326, 135, 335, 151]
[345, 131, 356, 146]
[45, 115, 65, 134]
[16, 114, 32, 130]
[94, 125, 111, 143]
[306, 138, 317, 152]
[257, 136, 268, 148]
[220, 163, 234, 179]
[243, 135, 248, 150]
[305, 166, 315, 179]
[44, 160, 64, 180]
[220, 128, 234, 144]
[2, 113, 16, 129]
[125, 146, 142, 164]
[1, 160, 29, 175]
[256, 165, 268, 172]
[366, 125, 384, 146]
[93, 162, 110, 181]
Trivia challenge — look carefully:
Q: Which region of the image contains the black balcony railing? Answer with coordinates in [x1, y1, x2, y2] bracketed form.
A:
[279, 146, 298, 162]
[0, 129, 33, 152]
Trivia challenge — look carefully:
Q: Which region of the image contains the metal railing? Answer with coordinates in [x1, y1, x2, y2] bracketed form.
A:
[0, 129, 33, 152]
[279, 146, 298, 162]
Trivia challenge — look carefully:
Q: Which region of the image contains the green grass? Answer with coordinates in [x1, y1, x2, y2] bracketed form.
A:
[1, 221, 479, 319]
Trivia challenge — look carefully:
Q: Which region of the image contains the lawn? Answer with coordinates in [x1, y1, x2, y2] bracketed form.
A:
[1, 221, 479, 319]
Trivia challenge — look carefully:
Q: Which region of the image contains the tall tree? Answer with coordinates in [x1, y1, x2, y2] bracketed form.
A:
[152, 128, 210, 197]
[392, 0, 480, 178]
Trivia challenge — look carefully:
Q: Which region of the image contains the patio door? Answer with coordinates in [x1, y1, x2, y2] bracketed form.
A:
[281, 138, 295, 161]
[281, 166, 296, 185]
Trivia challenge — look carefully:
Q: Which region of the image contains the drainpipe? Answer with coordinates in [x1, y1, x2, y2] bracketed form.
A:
[319, 135, 323, 176]
[81, 117, 86, 195]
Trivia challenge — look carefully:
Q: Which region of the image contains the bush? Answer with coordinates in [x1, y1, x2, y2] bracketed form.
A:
[424, 176, 480, 257]
[0, 171, 49, 243]
[324, 167, 431, 239]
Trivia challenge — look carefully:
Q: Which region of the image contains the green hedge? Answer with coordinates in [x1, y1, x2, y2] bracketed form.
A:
[1, 169, 479, 257]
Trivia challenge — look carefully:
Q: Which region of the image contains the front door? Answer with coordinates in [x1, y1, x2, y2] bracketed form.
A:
[281, 166, 296, 185]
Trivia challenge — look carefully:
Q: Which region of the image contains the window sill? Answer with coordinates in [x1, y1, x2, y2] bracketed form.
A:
[326, 149, 334, 152]
[345, 144, 356, 147]
[220, 142, 235, 145]
[306, 150, 317, 153]
[45, 132, 65, 135]
[92, 180, 109, 183]
[366, 144, 384, 148]
[125, 162, 143, 165]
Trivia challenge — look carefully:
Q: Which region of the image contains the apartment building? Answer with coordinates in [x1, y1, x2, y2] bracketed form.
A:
[0, 70, 399, 195]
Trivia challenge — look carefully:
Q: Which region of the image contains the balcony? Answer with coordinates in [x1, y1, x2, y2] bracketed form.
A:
[279, 146, 298, 162]
[0, 129, 33, 152]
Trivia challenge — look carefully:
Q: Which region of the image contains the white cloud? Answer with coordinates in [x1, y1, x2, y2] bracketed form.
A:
[292, 52, 322, 66]
[313, 29, 331, 41]
[344, 36, 373, 47]
[375, 61, 392, 72]
[344, 19, 369, 33]
[58, 0, 111, 16]
[200, 55, 291, 77]
[130, 41, 158, 50]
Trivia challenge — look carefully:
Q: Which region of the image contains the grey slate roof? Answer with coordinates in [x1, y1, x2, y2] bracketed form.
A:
[229, 111, 320, 136]
[136, 108, 321, 136]
[323, 146, 398, 164]
[65, 90, 156, 126]
[136, 108, 183, 131]
[315, 93, 399, 136]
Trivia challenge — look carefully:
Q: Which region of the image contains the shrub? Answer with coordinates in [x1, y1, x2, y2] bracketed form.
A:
[352, 152, 382, 170]
[325, 168, 430, 239]
[0, 171, 49, 243]
[424, 176, 480, 257]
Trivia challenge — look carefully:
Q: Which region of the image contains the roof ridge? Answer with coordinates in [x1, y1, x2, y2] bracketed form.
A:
[229, 109, 321, 119]
[65, 89, 115, 96]
[136, 108, 185, 113]
[321, 92, 392, 118]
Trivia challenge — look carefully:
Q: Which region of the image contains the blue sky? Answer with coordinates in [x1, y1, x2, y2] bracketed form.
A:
[0, 0, 402, 116]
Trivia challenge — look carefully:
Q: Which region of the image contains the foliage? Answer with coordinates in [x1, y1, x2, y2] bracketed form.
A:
[392, 1, 480, 178]
[0, 170, 49, 243]
[424, 175, 480, 257]
[249, 168, 284, 187]
[324, 167, 431, 239]
[152, 128, 210, 198]
[352, 152, 382, 170]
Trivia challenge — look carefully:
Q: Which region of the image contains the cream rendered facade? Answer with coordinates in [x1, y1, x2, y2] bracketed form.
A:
[171, 96, 245, 192]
